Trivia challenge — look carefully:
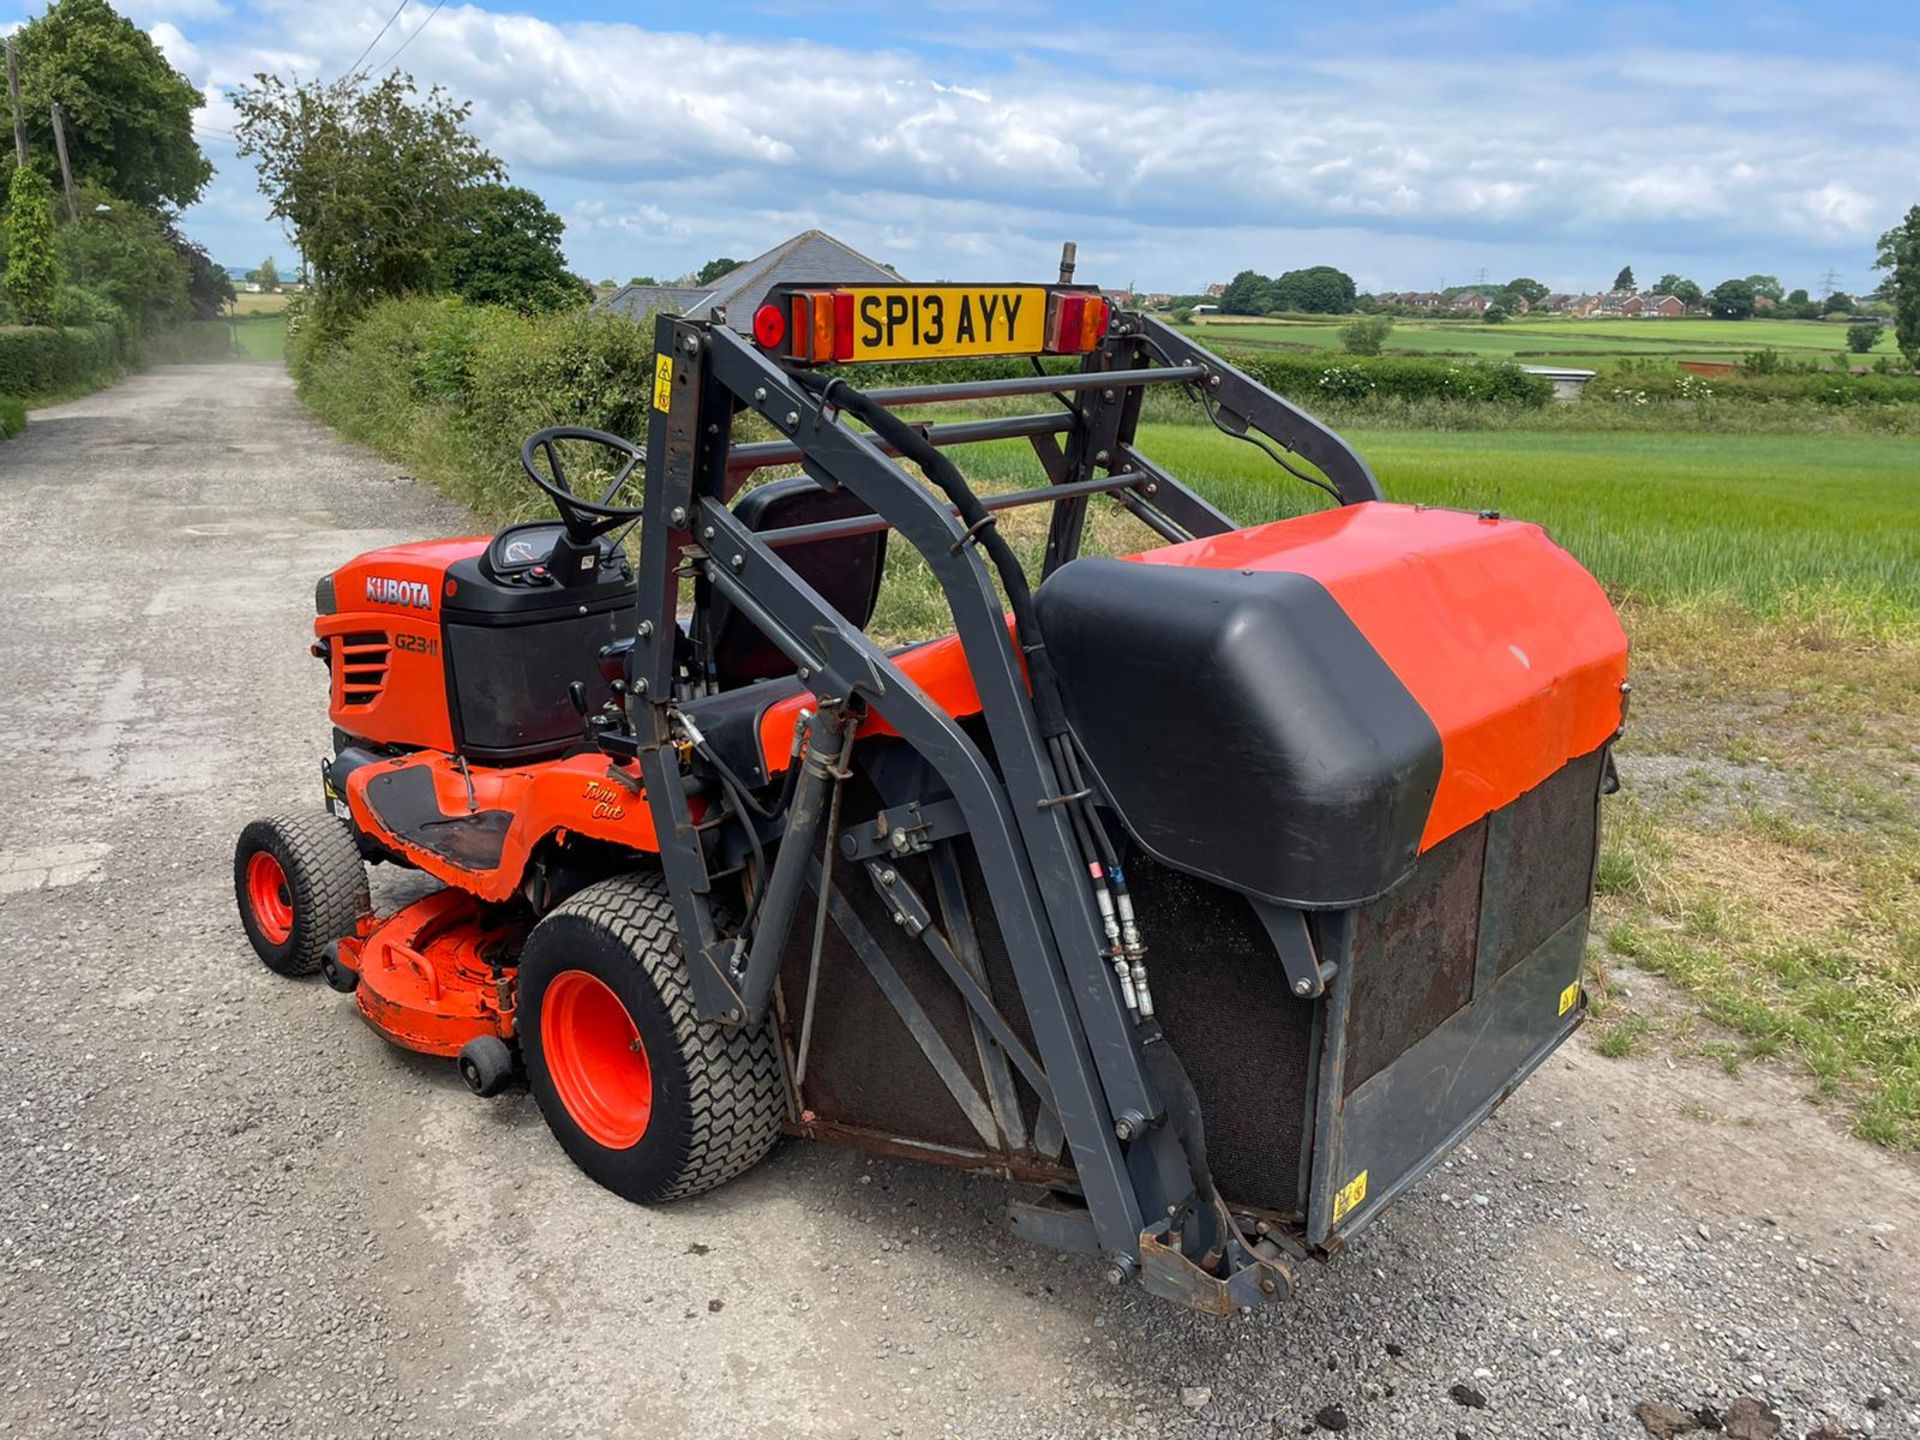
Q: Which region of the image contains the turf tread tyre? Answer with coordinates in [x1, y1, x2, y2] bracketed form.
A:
[521, 872, 782, 1203]
[234, 812, 370, 977]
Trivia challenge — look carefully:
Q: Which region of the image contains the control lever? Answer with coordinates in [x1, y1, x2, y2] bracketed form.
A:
[568, 681, 589, 718]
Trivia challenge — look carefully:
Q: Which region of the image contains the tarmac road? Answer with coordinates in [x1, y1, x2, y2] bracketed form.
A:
[0, 363, 1914, 1439]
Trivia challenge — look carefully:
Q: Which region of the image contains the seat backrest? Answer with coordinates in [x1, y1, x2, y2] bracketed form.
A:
[705, 476, 888, 688]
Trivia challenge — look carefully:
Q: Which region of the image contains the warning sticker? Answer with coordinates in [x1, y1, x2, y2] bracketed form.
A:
[1332, 1170, 1369, 1225]
[1558, 981, 1581, 1017]
[652, 353, 674, 413]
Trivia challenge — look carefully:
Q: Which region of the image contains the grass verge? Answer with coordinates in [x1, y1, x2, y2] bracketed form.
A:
[1585, 607, 1920, 1148]
[0, 395, 24, 440]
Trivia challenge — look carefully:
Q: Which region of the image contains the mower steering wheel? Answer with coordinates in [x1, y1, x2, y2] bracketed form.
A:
[519, 426, 647, 541]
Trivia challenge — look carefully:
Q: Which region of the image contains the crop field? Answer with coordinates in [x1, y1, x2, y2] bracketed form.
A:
[939, 422, 1920, 628]
[228, 290, 292, 316]
[1180, 313, 1890, 369]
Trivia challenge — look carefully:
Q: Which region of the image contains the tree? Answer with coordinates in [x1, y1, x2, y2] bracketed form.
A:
[12, 0, 212, 210]
[442, 183, 584, 312]
[1821, 291, 1853, 315]
[1269, 264, 1356, 314]
[57, 184, 190, 326]
[1612, 265, 1635, 292]
[1483, 304, 1510, 324]
[627, 275, 659, 287]
[1339, 314, 1393, 355]
[1219, 269, 1272, 315]
[1846, 321, 1883, 354]
[170, 223, 233, 319]
[3, 167, 63, 325]
[248, 256, 281, 291]
[1654, 273, 1701, 306]
[1743, 274, 1785, 302]
[1505, 277, 1549, 307]
[1875, 204, 1920, 368]
[1707, 278, 1756, 320]
[694, 256, 740, 286]
[233, 72, 502, 312]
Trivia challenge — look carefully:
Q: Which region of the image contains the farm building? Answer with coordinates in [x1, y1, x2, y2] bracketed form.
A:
[595, 230, 902, 329]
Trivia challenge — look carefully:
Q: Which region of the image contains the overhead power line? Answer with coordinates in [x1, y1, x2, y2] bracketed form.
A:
[375, 0, 448, 75]
[339, 0, 411, 85]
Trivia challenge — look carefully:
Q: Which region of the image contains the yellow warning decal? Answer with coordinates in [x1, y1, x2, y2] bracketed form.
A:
[652, 353, 674, 413]
[1332, 1169, 1369, 1224]
[1558, 981, 1581, 1017]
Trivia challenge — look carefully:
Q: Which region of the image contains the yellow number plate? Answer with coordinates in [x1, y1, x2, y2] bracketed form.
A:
[843, 285, 1047, 361]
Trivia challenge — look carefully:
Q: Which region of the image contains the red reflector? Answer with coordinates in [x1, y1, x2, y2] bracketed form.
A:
[1049, 293, 1086, 353]
[753, 302, 787, 349]
[831, 291, 855, 363]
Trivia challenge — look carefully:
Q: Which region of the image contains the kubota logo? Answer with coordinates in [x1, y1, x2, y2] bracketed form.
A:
[365, 576, 432, 610]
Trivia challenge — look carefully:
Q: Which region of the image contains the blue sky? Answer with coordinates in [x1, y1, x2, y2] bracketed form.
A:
[7, 0, 1916, 294]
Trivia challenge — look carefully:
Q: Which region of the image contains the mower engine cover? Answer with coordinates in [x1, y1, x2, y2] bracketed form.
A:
[1035, 502, 1628, 909]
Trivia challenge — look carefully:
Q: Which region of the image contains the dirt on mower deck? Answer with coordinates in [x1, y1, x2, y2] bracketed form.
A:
[0, 364, 1913, 1439]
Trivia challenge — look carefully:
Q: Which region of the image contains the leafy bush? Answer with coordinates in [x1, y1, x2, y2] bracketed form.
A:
[0, 394, 25, 440]
[291, 295, 660, 518]
[4, 168, 63, 326]
[0, 323, 121, 396]
[1339, 314, 1393, 356]
[1848, 321, 1884, 354]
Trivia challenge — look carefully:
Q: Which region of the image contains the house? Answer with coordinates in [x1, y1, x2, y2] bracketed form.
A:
[595, 230, 902, 329]
[1646, 294, 1686, 318]
[1571, 294, 1606, 316]
[1616, 295, 1646, 317]
[1546, 293, 1576, 313]
[1399, 292, 1443, 309]
[1100, 288, 1136, 307]
[1205, 283, 1228, 298]
[1754, 293, 1776, 311]
[1452, 291, 1489, 313]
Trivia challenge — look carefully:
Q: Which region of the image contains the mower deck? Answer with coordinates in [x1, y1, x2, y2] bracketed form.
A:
[341, 889, 523, 1057]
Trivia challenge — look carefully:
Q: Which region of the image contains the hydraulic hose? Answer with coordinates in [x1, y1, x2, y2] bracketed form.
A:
[792, 372, 1072, 739]
[791, 373, 1153, 1016]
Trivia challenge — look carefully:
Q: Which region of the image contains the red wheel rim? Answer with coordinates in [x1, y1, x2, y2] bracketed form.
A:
[246, 850, 294, 946]
[542, 969, 653, 1149]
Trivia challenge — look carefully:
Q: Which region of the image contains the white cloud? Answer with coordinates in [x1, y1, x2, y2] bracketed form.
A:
[169, 1, 1915, 290]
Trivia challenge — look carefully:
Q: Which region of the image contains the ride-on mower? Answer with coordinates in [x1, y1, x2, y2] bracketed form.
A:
[235, 273, 1628, 1313]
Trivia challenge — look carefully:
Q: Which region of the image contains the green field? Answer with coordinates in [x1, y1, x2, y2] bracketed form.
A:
[1180, 313, 1891, 369]
[952, 422, 1919, 629]
[229, 315, 288, 361]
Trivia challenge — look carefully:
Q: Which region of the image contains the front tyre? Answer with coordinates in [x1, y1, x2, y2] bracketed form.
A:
[234, 813, 370, 977]
[518, 872, 783, 1204]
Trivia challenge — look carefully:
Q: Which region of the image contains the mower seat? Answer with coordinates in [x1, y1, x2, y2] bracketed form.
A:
[705, 477, 887, 689]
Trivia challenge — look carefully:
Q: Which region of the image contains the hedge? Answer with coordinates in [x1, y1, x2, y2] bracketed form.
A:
[0, 323, 122, 397]
[1227, 351, 1552, 407]
[0, 395, 25, 440]
[290, 295, 658, 520]
[0, 319, 236, 401]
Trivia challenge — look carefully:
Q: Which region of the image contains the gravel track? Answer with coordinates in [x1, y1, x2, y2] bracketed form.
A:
[0, 364, 1913, 1438]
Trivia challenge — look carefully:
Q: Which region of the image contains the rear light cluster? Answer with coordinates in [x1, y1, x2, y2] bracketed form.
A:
[752, 288, 1112, 365]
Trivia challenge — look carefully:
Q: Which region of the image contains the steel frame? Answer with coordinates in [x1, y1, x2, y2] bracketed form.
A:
[624, 304, 1379, 1288]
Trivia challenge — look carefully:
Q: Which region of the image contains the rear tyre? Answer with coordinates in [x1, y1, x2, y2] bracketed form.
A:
[234, 813, 370, 977]
[518, 872, 783, 1204]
